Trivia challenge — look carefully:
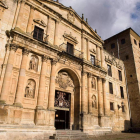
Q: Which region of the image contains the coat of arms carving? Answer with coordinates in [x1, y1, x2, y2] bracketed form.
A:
[67, 11, 75, 23]
[55, 72, 74, 89]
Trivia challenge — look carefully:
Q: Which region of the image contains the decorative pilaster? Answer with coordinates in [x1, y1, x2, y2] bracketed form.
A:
[14, 48, 30, 107]
[47, 16, 52, 42]
[81, 71, 87, 114]
[12, 0, 22, 28]
[96, 46, 101, 66]
[97, 77, 104, 116]
[37, 55, 49, 109]
[101, 48, 105, 68]
[0, 44, 17, 104]
[48, 59, 57, 110]
[87, 39, 90, 61]
[88, 73, 92, 114]
[26, 6, 35, 33]
[15, 0, 25, 28]
[54, 20, 59, 46]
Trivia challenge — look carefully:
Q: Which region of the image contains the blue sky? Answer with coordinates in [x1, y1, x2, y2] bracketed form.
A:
[59, 0, 140, 40]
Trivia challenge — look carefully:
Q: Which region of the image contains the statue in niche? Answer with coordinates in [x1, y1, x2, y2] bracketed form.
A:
[25, 79, 35, 98]
[91, 77, 96, 89]
[29, 56, 38, 71]
[92, 95, 97, 109]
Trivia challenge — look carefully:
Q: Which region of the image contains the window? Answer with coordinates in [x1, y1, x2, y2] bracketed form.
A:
[111, 43, 115, 49]
[90, 54, 95, 65]
[125, 55, 129, 60]
[107, 65, 112, 77]
[139, 43, 140, 48]
[134, 39, 137, 45]
[120, 86, 124, 99]
[110, 102, 114, 111]
[121, 39, 125, 44]
[33, 26, 44, 41]
[67, 42, 74, 55]
[118, 70, 122, 81]
[109, 82, 113, 94]
[122, 105, 125, 112]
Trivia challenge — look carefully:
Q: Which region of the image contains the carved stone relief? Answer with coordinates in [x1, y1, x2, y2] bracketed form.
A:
[33, 19, 47, 27]
[54, 91, 70, 108]
[25, 79, 36, 98]
[67, 11, 75, 23]
[55, 71, 74, 89]
[92, 95, 97, 109]
[29, 55, 38, 72]
[91, 77, 96, 89]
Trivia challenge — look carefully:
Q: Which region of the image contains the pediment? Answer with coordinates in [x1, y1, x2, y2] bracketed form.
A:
[33, 19, 47, 27]
[63, 32, 78, 44]
[0, 1, 8, 9]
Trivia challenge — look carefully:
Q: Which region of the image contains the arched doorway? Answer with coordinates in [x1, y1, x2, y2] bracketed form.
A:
[54, 68, 80, 130]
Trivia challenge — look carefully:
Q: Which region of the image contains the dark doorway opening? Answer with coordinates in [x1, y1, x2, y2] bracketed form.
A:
[55, 110, 70, 129]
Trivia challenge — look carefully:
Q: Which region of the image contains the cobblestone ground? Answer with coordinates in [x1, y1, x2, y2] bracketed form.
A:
[88, 133, 140, 140]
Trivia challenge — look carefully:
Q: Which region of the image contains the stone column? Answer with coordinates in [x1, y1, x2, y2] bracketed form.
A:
[54, 20, 59, 46]
[103, 79, 109, 116]
[26, 6, 35, 33]
[81, 72, 87, 114]
[12, 0, 22, 29]
[88, 73, 92, 114]
[0, 44, 10, 93]
[48, 59, 57, 110]
[14, 48, 30, 107]
[96, 46, 101, 66]
[97, 77, 104, 116]
[0, 44, 17, 103]
[37, 55, 48, 109]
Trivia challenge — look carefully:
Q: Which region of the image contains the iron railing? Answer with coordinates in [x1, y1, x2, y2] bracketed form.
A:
[88, 59, 101, 67]
[31, 31, 49, 43]
[59, 43, 83, 59]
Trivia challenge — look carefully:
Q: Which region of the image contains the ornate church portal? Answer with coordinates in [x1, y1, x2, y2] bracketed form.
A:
[55, 70, 80, 130]
[54, 90, 71, 129]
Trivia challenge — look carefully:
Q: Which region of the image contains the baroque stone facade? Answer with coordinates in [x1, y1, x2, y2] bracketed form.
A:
[0, 0, 130, 138]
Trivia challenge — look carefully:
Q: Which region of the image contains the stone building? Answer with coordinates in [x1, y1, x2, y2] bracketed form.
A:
[104, 28, 140, 131]
[0, 0, 130, 138]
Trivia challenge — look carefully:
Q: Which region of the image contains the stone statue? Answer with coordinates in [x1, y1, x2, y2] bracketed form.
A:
[91, 77, 96, 89]
[25, 80, 35, 98]
[29, 56, 38, 71]
[92, 95, 97, 109]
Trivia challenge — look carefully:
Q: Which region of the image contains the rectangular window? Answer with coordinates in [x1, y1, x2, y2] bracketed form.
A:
[134, 39, 137, 45]
[107, 65, 112, 77]
[139, 43, 140, 48]
[122, 106, 125, 112]
[67, 42, 74, 55]
[33, 26, 44, 41]
[120, 86, 124, 99]
[110, 102, 114, 111]
[125, 55, 129, 60]
[111, 43, 115, 49]
[118, 70, 122, 81]
[109, 82, 113, 94]
[90, 54, 95, 65]
[121, 39, 125, 44]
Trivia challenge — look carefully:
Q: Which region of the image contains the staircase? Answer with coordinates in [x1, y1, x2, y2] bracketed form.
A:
[50, 130, 88, 140]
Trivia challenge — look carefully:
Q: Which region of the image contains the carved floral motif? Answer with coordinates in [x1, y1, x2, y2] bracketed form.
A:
[55, 72, 74, 89]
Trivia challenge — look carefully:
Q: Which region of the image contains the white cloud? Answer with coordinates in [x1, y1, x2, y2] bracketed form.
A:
[59, 0, 140, 40]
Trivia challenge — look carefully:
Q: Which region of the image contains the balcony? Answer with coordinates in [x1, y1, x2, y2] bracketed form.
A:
[59, 43, 83, 60]
[88, 59, 101, 68]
